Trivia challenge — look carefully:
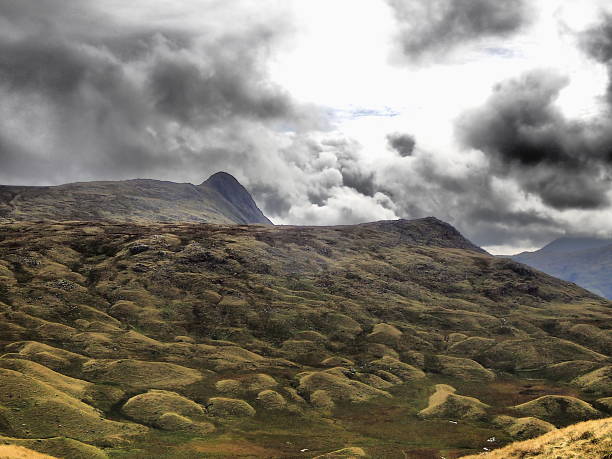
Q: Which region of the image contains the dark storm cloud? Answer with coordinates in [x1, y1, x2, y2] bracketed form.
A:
[372, 152, 562, 250]
[0, 0, 315, 187]
[147, 34, 293, 124]
[457, 69, 612, 210]
[387, 0, 528, 60]
[387, 132, 416, 157]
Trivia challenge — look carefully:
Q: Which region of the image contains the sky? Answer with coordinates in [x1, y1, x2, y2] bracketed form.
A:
[1, 0, 612, 253]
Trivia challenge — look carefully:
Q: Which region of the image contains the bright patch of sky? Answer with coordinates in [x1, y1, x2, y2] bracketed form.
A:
[270, 0, 609, 166]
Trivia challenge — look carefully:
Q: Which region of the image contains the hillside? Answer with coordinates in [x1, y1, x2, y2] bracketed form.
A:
[0, 218, 610, 458]
[464, 417, 612, 458]
[0, 172, 271, 225]
[512, 237, 612, 299]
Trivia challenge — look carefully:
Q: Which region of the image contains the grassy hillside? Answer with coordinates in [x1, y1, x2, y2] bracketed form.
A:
[0, 172, 271, 225]
[463, 417, 612, 458]
[0, 218, 609, 458]
[513, 238, 612, 299]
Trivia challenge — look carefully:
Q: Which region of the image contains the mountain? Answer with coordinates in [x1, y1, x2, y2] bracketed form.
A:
[512, 237, 612, 299]
[0, 217, 609, 458]
[0, 172, 272, 225]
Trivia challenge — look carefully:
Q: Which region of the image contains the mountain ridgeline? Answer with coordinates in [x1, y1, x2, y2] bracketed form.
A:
[512, 237, 612, 300]
[0, 172, 271, 225]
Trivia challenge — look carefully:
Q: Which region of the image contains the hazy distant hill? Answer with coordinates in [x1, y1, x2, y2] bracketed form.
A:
[513, 237, 612, 299]
[0, 171, 271, 225]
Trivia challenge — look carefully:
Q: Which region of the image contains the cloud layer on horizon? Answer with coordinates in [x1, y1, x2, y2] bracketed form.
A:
[0, 0, 611, 252]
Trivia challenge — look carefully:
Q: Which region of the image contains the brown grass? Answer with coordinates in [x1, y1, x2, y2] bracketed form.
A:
[463, 417, 612, 458]
[0, 445, 56, 459]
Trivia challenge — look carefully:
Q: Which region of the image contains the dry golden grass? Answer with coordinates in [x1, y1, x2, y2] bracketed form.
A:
[464, 418, 612, 458]
[0, 437, 108, 459]
[0, 445, 56, 459]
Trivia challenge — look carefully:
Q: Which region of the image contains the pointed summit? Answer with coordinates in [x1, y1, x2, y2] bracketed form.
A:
[202, 172, 272, 224]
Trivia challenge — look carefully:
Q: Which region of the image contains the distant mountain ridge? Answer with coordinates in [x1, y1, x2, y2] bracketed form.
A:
[0, 172, 272, 225]
[512, 236, 612, 299]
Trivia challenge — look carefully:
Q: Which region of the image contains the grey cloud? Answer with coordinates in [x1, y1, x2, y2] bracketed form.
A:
[147, 34, 294, 125]
[582, 13, 612, 102]
[582, 14, 612, 62]
[387, 0, 528, 60]
[457, 69, 612, 210]
[0, 0, 317, 188]
[322, 138, 377, 196]
[387, 132, 416, 157]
